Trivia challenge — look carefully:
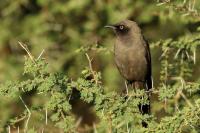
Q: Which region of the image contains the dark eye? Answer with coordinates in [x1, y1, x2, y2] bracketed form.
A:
[119, 25, 124, 30]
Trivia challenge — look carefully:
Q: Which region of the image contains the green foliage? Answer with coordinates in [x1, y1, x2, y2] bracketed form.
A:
[152, 33, 200, 102]
[0, 50, 200, 132]
[148, 99, 200, 133]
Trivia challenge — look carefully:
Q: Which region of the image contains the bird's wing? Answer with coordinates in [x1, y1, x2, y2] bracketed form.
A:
[143, 36, 152, 90]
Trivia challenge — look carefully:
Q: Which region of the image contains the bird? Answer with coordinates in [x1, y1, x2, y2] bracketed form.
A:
[105, 20, 152, 122]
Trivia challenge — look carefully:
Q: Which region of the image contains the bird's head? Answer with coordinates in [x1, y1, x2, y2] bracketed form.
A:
[105, 20, 141, 36]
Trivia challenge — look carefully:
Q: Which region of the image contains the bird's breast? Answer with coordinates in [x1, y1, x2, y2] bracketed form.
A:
[114, 42, 147, 81]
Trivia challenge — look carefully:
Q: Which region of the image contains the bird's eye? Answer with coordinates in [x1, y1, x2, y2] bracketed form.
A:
[119, 25, 124, 30]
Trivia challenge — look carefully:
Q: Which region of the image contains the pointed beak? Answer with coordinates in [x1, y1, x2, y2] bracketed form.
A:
[104, 25, 116, 30]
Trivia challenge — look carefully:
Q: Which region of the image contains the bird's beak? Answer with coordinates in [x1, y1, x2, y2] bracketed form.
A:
[104, 25, 116, 30]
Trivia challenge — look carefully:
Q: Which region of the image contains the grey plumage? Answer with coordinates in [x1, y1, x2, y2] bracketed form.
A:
[105, 20, 152, 118]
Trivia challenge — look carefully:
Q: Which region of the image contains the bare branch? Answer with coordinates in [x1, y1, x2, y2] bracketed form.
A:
[37, 49, 45, 60]
[19, 96, 31, 132]
[180, 91, 193, 108]
[85, 53, 98, 84]
[18, 41, 36, 64]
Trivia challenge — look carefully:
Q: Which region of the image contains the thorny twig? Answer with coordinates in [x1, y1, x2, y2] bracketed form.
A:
[18, 41, 36, 64]
[11, 114, 27, 124]
[180, 91, 193, 107]
[85, 53, 98, 84]
[37, 49, 45, 60]
[19, 96, 31, 132]
[174, 77, 193, 108]
[156, 0, 200, 20]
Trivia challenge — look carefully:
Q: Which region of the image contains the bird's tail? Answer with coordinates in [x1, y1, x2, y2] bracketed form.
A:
[133, 81, 151, 114]
[142, 76, 152, 115]
[138, 97, 150, 115]
[133, 81, 151, 127]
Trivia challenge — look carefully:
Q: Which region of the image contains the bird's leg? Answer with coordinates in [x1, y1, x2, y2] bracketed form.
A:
[124, 80, 129, 96]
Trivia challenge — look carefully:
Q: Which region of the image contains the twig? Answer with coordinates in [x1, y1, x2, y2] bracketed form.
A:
[162, 83, 168, 111]
[93, 123, 98, 133]
[151, 76, 154, 90]
[101, 108, 105, 117]
[19, 96, 31, 132]
[172, 77, 193, 107]
[108, 114, 112, 133]
[85, 53, 94, 71]
[185, 51, 190, 60]
[174, 90, 181, 112]
[60, 111, 65, 120]
[156, 0, 200, 19]
[18, 41, 36, 64]
[174, 48, 181, 59]
[37, 49, 45, 60]
[159, 48, 169, 60]
[85, 53, 98, 84]
[45, 108, 48, 125]
[125, 90, 152, 103]
[75, 117, 82, 128]
[8, 126, 11, 133]
[193, 49, 196, 64]
[41, 128, 44, 133]
[127, 123, 130, 133]
[115, 121, 125, 129]
[11, 114, 27, 124]
[180, 91, 193, 107]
